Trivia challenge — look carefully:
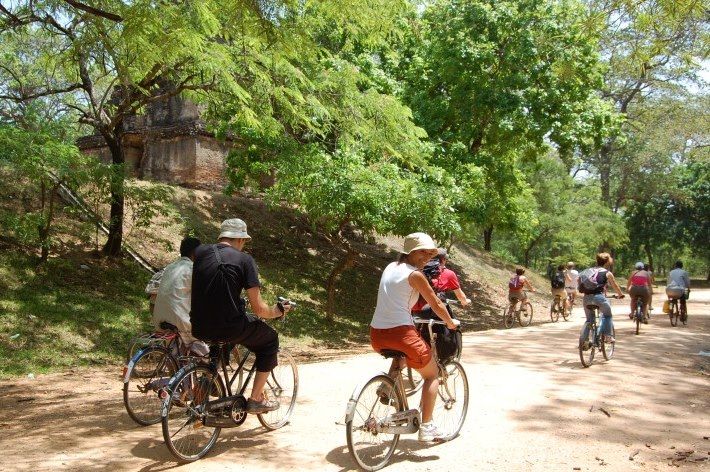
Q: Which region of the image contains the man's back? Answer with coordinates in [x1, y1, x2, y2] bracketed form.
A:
[190, 243, 261, 340]
[153, 257, 192, 332]
[667, 268, 690, 289]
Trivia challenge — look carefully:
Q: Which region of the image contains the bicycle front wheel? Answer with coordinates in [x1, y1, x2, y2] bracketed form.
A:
[123, 346, 177, 426]
[503, 306, 515, 328]
[162, 364, 224, 462]
[518, 303, 533, 327]
[346, 375, 402, 471]
[258, 349, 298, 430]
[601, 326, 616, 360]
[433, 360, 469, 441]
[579, 323, 595, 368]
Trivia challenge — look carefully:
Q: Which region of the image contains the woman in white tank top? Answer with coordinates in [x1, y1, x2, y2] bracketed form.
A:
[370, 233, 459, 443]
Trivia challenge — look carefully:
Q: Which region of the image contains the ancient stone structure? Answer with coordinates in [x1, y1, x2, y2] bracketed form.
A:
[77, 95, 230, 189]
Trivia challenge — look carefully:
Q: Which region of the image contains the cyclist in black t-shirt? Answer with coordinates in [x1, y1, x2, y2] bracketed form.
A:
[190, 218, 292, 414]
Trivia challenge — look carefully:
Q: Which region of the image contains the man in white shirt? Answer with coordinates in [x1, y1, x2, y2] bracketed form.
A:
[564, 261, 580, 306]
[666, 260, 691, 322]
[152, 237, 209, 356]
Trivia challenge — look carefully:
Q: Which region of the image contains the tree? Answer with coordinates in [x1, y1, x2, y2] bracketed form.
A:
[1, 0, 401, 256]
[582, 0, 708, 207]
[399, 0, 617, 249]
[0, 104, 88, 262]
[219, 1, 460, 318]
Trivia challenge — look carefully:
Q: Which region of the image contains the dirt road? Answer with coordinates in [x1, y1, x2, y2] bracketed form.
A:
[2, 291, 709, 471]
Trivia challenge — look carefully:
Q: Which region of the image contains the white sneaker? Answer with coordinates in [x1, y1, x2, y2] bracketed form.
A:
[418, 421, 446, 443]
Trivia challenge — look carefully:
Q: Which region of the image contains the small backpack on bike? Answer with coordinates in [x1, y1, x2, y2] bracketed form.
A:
[422, 259, 442, 284]
[578, 268, 607, 294]
[419, 318, 462, 363]
[509, 275, 523, 290]
[551, 271, 565, 289]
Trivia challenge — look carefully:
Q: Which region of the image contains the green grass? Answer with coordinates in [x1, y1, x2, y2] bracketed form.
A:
[0, 249, 153, 378]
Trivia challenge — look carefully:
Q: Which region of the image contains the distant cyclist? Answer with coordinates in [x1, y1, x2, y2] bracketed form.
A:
[431, 248, 471, 307]
[508, 267, 535, 310]
[578, 253, 624, 343]
[564, 262, 579, 306]
[626, 261, 652, 323]
[550, 264, 568, 310]
[666, 260, 690, 323]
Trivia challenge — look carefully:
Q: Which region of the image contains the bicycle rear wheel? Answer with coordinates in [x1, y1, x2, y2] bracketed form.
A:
[162, 364, 224, 462]
[563, 296, 572, 321]
[550, 300, 560, 322]
[601, 326, 616, 360]
[579, 323, 596, 368]
[669, 302, 679, 327]
[257, 349, 298, 430]
[346, 375, 402, 471]
[518, 302, 533, 327]
[123, 346, 177, 426]
[635, 309, 641, 335]
[432, 360, 468, 441]
[503, 306, 515, 328]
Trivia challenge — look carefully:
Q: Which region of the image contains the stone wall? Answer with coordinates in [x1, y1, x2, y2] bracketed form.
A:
[76, 95, 230, 188]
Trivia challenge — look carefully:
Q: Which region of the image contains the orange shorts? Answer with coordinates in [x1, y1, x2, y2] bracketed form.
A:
[370, 325, 432, 369]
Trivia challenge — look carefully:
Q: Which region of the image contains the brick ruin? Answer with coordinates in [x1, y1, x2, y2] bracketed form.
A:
[77, 95, 230, 189]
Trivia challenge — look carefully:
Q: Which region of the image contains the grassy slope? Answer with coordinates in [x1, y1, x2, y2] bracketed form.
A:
[0, 174, 551, 377]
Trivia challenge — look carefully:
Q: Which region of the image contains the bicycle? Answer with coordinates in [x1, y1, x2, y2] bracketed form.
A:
[403, 298, 464, 396]
[160, 307, 298, 462]
[549, 295, 569, 322]
[632, 296, 646, 335]
[344, 317, 469, 471]
[578, 295, 621, 368]
[503, 295, 533, 328]
[123, 322, 184, 426]
[667, 294, 688, 327]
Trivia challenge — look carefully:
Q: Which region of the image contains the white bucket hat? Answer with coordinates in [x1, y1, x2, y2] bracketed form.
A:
[401, 232, 437, 254]
[219, 218, 251, 239]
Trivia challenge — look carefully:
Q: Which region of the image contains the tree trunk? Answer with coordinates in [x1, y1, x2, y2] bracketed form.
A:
[598, 143, 612, 208]
[37, 179, 58, 263]
[102, 135, 125, 257]
[483, 226, 493, 252]
[643, 245, 654, 271]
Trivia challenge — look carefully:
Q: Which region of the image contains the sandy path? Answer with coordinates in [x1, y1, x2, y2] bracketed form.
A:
[1, 291, 708, 471]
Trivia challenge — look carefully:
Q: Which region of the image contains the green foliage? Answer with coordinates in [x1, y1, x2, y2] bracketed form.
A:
[397, 0, 618, 246]
[0, 109, 90, 259]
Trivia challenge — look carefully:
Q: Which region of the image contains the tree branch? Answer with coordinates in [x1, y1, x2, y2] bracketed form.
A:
[63, 0, 123, 22]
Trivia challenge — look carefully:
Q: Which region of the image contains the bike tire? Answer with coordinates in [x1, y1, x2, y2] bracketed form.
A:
[518, 302, 533, 327]
[123, 346, 178, 426]
[602, 326, 616, 360]
[635, 311, 641, 335]
[579, 323, 596, 368]
[669, 302, 679, 327]
[503, 306, 515, 329]
[562, 299, 571, 321]
[346, 374, 402, 471]
[257, 349, 299, 430]
[550, 300, 560, 322]
[162, 364, 224, 462]
[433, 360, 469, 441]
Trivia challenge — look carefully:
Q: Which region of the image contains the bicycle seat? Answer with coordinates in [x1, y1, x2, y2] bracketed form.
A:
[585, 304, 599, 310]
[379, 349, 406, 359]
[159, 321, 178, 332]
